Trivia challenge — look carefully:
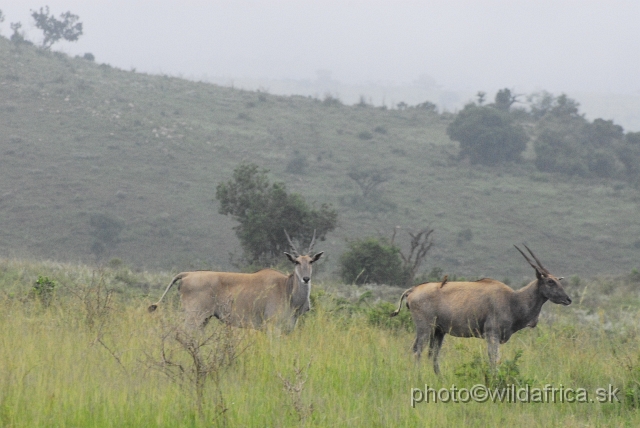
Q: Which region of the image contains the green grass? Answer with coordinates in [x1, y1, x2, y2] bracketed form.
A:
[2, 259, 640, 426]
[1, 37, 640, 282]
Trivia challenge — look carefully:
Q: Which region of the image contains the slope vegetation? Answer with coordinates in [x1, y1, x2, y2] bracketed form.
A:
[1, 37, 639, 280]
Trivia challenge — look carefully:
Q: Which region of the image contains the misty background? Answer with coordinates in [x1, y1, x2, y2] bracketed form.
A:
[2, 0, 640, 130]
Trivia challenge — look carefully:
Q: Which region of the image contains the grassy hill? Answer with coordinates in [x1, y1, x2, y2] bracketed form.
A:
[1, 37, 639, 281]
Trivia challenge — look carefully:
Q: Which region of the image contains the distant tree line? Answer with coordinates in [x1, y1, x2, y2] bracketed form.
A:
[446, 89, 640, 187]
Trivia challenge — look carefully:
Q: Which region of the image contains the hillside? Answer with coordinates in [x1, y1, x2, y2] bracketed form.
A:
[1, 37, 639, 281]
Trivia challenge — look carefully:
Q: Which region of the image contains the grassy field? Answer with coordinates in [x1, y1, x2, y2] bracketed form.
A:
[1, 36, 640, 282]
[2, 259, 640, 426]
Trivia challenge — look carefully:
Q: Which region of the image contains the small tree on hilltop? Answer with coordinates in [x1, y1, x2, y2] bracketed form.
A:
[10, 22, 30, 45]
[493, 88, 520, 111]
[31, 6, 83, 50]
[216, 163, 337, 266]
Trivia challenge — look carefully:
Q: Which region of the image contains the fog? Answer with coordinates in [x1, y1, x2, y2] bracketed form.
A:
[3, 0, 640, 128]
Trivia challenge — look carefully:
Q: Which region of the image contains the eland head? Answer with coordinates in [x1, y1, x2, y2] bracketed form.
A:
[284, 229, 324, 288]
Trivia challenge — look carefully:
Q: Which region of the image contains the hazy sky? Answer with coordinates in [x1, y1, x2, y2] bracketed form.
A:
[2, 1, 640, 97]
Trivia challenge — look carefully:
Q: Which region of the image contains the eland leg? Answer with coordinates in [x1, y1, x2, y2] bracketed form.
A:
[412, 325, 432, 363]
[486, 335, 500, 373]
[428, 330, 445, 375]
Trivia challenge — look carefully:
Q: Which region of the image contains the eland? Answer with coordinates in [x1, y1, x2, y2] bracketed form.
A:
[391, 245, 571, 374]
[148, 231, 323, 331]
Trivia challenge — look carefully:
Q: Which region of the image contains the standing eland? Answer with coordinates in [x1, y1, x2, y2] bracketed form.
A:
[148, 231, 323, 331]
[391, 245, 571, 374]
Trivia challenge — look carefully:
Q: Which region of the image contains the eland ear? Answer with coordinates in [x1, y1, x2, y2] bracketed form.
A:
[311, 252, 324, 263]
[284, 252, 298, 264]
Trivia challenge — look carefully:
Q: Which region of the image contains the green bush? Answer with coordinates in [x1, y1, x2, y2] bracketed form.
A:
[89, 213, 124, 259]
[446, 103, 528, 165]
[33, 275, 57, 308]
[454, 349, 532, 389]
[357, 131, 373, 140]
[622, 354, 640, 409]
[285, 151, 309, 175]
[456, 228, 473, 246]
[339, 237, 408, 286]
[216, 162, 337, 265]
[365, 301, 413, 332]
[317, 291, 414, 332]
[531, 94, 635, 181]
[534, 127, 588, 176]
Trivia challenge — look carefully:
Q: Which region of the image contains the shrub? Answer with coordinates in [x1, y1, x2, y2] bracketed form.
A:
[456, 228, 473, 246]
[357, 131, 373, 141]
[322, 93, 341, 106]
[89, 213, 124, 258]
[447, 103, 528, 165]
[339, 237, 408, 286]
[216, 163, 337, 265]
[285, 151, 309, 175]
[365, 301, 413, 332]
[454, 349, 533, 389]
[10, 22, 31, 45]
[531, 94, 635, 181]
[415, 101, 438, 113]
[32, 275, 57, 307]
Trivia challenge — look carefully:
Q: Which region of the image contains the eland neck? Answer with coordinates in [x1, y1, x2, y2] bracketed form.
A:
[512, 279, 548, 326]
[287, 272, 311, 311]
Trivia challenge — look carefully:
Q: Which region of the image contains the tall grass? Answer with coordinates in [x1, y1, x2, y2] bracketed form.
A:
[1, 259, 640, 426]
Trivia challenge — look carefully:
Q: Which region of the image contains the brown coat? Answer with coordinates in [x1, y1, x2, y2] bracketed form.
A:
[148, 251, 323, 331]
[174, 269, 305, 330]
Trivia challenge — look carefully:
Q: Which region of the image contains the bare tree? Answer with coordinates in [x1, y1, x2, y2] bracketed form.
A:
[347, 168, 392, 199]
[278, 356, 314, 422]
[392, 226, 435, 287]
[146, 320, 248, 422]
[476, 91, 486, 105]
